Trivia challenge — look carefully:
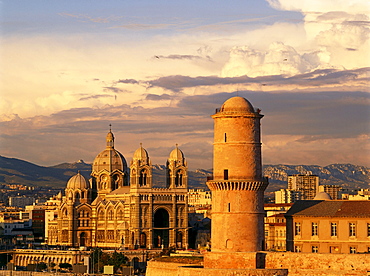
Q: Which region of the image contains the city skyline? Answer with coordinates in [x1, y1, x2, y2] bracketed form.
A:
[1, 0, 369, 169]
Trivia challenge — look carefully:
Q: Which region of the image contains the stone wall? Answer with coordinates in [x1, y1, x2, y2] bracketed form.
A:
[265, 252, 370, 273]
[146, 261, 188, 276]
[147, 252, 370, 276]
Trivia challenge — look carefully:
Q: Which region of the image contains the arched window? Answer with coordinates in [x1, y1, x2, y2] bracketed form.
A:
[98, 210, 104, 220]
[108, 210, 114, 220]
[117, 209, 124, 220]
[175, 170, 183, 187]
[139, 170, 147, 186]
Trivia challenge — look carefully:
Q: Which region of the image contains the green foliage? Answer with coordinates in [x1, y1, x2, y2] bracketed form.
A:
[37, 262, 47, 271]
[108, 251, 129, 272]
[0, 253, 12, 267]
[59, 263, 72, 270]
[89, 248, 128, 273]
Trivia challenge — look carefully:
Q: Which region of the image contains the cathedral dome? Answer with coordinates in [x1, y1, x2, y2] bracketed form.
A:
[220, 96, 255, 113]
[169, 145, 184, 161]
[92, 129, 127, 173]
[133, 144, 149, 160]
[66, 171, 88, 190]
[93, 148, 127, 172]
[314, 192, 332, 200]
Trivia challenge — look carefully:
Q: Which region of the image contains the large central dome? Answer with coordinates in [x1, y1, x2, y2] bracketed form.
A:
[92, 130, 127, 173]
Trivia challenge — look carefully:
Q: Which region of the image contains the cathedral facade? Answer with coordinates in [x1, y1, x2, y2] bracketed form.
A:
[47, 130, 189, 250]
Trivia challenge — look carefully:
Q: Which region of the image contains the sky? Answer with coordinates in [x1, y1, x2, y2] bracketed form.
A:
[0, 0, 369, 170]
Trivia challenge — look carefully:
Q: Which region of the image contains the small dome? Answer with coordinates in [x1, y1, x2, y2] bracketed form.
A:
[66, 172, 88, 190]
[133, 144, 149, 160]
[314, 192, 332, 200]
[169, 145, 184, 161]
[220, 96, 255, 113]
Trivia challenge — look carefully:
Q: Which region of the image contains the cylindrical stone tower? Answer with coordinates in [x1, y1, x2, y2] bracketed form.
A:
[206, 96, 268, 252]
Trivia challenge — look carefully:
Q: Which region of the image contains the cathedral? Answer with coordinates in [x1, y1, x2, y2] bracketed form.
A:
[47, 129, 189, 250]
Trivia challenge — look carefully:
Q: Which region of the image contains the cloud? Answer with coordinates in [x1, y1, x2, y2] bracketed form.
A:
[58, 13, 121, 24]
[266, 0, 369, 14]
[111, 23, 173, 30]
[79, 94, 114, 101]
[146, 67, 369, 92]
[117, 79, 140, 84]
[103, 87, 130, 93]
[145, 94, 172, 101]
[1, 91, 369, 168]
[153, 54, 204, 60]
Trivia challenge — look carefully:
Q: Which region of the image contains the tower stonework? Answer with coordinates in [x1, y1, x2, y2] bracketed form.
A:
[206, 96, 268, 253]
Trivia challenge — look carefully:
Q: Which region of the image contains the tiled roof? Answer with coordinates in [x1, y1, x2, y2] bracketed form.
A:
[285, 200, 370, 217]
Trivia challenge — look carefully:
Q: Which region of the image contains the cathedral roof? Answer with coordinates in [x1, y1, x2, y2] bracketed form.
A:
[66, 171, 89, 190]
[169, 144, 184, 161]
[133, 144, 149, 160]
[220, 96, 255, 113]
[92, 129, 127, 173]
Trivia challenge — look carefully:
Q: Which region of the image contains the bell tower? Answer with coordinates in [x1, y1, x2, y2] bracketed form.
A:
[206, 96, 268, 253]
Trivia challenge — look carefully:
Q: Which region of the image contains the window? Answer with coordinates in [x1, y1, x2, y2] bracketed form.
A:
[224, 169, 229, 180]
[331, 223, 337, 237]
[224, 133, 227, 142]
[367, 223, 370, 237]
[349, 247, 356, 254]
[295, 222, 301, 236]
[312, 246, 319, 253]
[265, 230, 268, 237]
[108, 210, 114, 220]
[295, 245, 301, 252]
[349, 223, 356, 237]
[312, 222, 318, 236]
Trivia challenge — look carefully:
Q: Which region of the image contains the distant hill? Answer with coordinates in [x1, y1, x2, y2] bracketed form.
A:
[0, 156, 368, 192]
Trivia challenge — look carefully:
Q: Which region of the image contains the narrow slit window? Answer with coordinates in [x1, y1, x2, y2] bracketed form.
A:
[224, 133, 227, 142]
[224, 169, 229, 180]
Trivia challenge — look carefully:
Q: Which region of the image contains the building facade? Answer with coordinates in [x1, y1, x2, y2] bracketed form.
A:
[318, 185, 341, 200]
[274, 189, 302, 203]
[287, 174, 319, 200]
[285, 200, 370, 254]
[47, 130, 189, 250]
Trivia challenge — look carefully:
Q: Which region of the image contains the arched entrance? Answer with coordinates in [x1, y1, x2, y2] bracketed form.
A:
[153, 208, 170, 248]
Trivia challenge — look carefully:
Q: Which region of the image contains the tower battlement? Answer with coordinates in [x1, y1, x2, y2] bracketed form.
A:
[207, 179, 268, 191]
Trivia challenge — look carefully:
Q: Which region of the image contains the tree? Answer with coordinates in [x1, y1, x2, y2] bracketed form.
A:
[37, 262, 47, 271]
[59, 263, 72, 271]
[49, 262, 56, 271]
[108, 251, 129, 273]
[89, 248, 128, 274]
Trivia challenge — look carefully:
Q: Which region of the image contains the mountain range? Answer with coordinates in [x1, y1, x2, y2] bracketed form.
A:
[0, 156, 368, 193]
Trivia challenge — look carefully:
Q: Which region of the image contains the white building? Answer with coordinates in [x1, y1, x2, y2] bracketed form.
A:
[274, 189, 301, 204]
[188, 189, 211, 207]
